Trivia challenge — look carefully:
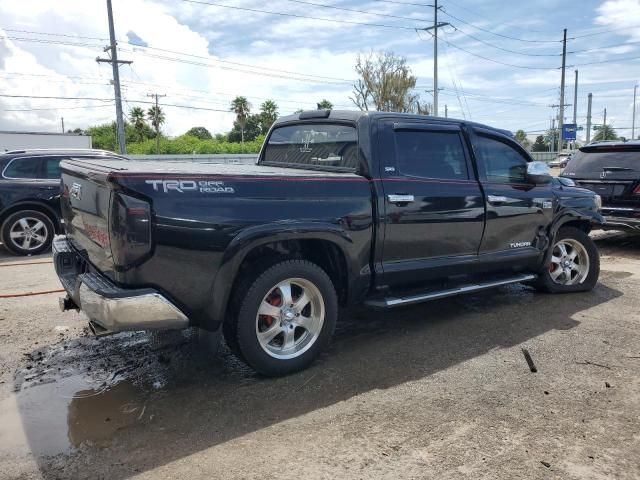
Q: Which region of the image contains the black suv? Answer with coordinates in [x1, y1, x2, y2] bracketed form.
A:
[561, 141, 640, 231]
[0, 149, 124, 255]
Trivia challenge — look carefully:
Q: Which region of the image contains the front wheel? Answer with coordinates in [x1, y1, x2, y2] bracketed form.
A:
[535, 226, 600, 293]
[224, 259, 338, 376]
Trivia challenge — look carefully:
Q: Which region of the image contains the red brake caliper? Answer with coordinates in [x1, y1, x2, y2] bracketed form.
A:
[260, 291, 282, 328]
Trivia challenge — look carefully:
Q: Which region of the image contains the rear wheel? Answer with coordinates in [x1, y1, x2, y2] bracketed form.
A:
[535, 226, 599, 293]
[1, 210, 55, 256]
[224, 259, 337, 376]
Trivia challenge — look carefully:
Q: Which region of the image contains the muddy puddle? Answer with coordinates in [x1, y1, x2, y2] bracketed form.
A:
[1, 328, 256, 459]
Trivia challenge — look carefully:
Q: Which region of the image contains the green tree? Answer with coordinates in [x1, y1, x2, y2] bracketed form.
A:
[592, 124, 619, 141]
[259, 100, 278, 134]
[531, 135, 547, 152]
[147, 105, 166, 132]
[514, 130, 531, 149]
[230, 96, 251, 148]
[229, 114, 261, 143]
[351, 51, 424, 113]
[185, 126, 213, 140]
[128, 107, 148, 142]
[317, 99, 333, 110]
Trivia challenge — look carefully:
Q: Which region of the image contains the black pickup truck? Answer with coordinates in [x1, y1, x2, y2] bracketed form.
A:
[54, 110, 603, 376]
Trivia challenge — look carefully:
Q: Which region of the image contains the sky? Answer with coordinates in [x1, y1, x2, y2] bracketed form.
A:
[0, 0, 639, 142]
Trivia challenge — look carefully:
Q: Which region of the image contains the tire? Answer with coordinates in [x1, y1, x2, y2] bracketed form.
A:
[534, 226, 599, 293]
[224, 259, 338, 376]
[1, 210, 55, 256]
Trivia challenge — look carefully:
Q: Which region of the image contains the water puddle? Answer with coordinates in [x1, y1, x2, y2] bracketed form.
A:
[0, 374, 149, 457]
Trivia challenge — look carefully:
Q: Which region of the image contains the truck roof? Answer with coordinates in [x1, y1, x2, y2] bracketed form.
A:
[274, 109, 513, 137]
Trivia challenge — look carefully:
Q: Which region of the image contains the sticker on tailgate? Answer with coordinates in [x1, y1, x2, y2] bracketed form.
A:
[145, 179, 235, 194]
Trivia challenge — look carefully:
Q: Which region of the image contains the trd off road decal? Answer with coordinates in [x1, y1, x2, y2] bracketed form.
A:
[145, 179, 235, 194]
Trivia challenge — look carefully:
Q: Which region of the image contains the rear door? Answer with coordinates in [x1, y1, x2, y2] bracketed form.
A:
[471, 129, 553, 263]
[1, 155, 60, 204]
[378, 119, 485, 286]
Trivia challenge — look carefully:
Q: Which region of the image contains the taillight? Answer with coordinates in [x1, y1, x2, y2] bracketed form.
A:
[110, 192, 152, 267]
[633, 184, 640, 195]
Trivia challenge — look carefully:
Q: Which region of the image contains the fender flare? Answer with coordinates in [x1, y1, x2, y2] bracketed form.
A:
[206, 222, 356, 328]
[540, 208, 604, 268]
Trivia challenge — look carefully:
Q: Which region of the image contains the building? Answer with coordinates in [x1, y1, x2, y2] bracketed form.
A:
[0, 131, 92, 152]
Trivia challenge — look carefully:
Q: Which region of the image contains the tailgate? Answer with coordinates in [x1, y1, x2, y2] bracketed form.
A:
[60, 163, 115, 277]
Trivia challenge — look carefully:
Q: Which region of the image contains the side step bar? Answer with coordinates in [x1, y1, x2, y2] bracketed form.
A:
[364, 273, 537, 309]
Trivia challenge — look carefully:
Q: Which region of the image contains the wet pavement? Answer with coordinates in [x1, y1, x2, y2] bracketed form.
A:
[0, 234, 639, 479]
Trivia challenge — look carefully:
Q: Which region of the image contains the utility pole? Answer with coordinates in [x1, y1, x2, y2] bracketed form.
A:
[633, 84, 637, 140]
[147, 93, 166, 154]
[586, 93, 592, 143]
[61, 117, 65, 134]
[572, 70, 578, 124]
[604, 108, 607, 126]
[96, 0, 132, 155]
[419, 1, 449, 117]
[444, 104, 448, 118]
[558, 28, 567, 154]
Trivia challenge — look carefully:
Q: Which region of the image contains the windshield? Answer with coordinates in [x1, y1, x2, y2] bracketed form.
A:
[261, 123, 358, 171]
[562, 148, 640, 177]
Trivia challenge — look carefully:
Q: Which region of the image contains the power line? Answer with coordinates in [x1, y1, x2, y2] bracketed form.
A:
[417, 31, 559, 70]
[569, 54, 640, 67]
[123, 44, 353, 83]
[0, 93, 233, 112]
[449, 26, 562, 57]
[3, 104, 114, 112]
[570, 40, 640, 54]
[569, 25, 640, 39]
[439, 9, 561, 43]
[178, 0, 422, 30]
[279, 0, 431, 22]
[1, 28, 108, 41]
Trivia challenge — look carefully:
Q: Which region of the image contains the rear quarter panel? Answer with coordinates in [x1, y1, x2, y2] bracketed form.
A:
[112, 173, 374, 329]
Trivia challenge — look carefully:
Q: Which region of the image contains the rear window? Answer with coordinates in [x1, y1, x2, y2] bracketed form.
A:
[3, 157, 42, 179]
[564, 148, 640, 176]
[262, 123, 358, 171]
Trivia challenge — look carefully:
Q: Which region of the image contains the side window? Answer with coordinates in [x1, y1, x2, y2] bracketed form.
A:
[3, 157, 43, 179]
[474, 135, 528, 184]
[394, 130, 469, 180]
[43, 157, 63, 179]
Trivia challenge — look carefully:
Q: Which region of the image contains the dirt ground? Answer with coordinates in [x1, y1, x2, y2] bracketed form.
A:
[0, 231, 639, 480]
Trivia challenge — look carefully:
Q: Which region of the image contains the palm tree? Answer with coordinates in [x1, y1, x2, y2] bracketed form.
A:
[230, 96, 251, 149]
[317, 99, 333, 110]
[592, 124, 619, 142]
[147, 105, 166, 154]
[259, 100, 278, 134]
[128, 107, 146, 142]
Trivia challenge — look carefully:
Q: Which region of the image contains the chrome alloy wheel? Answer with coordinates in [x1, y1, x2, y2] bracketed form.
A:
[9, 217, 49, 251]
[255, 278, 325, 360]
[549, 238, 590, 285]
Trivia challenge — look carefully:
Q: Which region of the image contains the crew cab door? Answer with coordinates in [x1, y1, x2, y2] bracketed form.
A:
[470, 129, 554, 264]
[377, 120, 485, 286]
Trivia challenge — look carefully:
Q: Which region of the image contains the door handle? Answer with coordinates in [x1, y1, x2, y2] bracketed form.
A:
[388, 194, 415, 203]
[487, 194, 508, 204]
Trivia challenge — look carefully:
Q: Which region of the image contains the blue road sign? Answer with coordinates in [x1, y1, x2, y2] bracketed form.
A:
[562, 123, 577, 141]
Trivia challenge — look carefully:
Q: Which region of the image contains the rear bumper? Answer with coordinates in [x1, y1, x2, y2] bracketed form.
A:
[600, 207, 640, 231]
[53, 235, 189, 333]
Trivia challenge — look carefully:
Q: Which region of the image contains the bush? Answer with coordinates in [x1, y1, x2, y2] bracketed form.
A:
[126, 135, 265, 155]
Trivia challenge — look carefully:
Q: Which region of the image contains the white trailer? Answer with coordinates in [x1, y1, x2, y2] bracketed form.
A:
[0, 131, 92, 152]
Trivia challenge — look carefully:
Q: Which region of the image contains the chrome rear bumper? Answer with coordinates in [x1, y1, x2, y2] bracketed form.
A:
[53, 235, 189, 334]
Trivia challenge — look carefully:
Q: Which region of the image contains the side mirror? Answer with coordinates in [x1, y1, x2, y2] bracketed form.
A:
[527, 161, 552, 185]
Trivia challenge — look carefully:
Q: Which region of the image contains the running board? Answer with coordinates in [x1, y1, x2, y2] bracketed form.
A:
[364, 273, 537, 309]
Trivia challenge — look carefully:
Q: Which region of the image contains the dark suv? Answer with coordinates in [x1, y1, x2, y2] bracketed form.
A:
[0, 149, 124, 255]
[561, 141, 640, 231]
